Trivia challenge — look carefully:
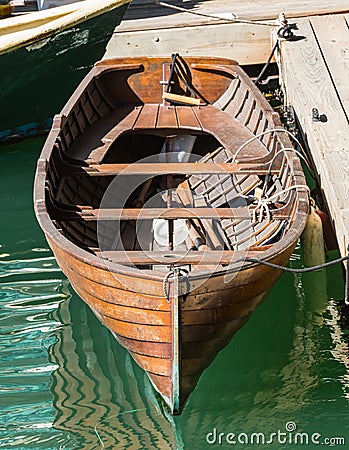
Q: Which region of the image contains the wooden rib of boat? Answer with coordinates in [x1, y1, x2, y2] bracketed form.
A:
[34, 55, 309, 414]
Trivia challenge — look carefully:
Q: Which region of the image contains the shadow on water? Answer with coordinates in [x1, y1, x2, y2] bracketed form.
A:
[1, 138, 349, 449]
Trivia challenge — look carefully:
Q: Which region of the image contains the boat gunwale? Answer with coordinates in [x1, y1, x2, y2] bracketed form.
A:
[34, 56, 309, 285]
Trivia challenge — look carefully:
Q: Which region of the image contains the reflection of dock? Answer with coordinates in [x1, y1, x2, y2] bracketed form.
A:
[105, 0, 349, 65]
[276, 14, 349, 259]
[50, 294, 178, 449]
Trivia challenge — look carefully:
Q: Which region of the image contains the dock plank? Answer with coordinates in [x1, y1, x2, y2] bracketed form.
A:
[277, 15, 349, 256]
[105, 22, 274, 66]
[106, 0, 349, 65]
[119, 0, 349, 31]
[310, 15, 349, 118]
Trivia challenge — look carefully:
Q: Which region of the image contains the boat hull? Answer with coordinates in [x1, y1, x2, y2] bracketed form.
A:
[47, 235, 296, 413]
[0, 3, 129, 142]
[34, 55, 309, 413]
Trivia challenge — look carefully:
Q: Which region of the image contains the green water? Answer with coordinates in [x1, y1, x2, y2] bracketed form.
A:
[1, 138, 349, 449]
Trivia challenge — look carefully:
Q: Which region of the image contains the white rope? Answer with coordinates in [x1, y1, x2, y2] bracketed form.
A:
[232, 127, 308, 164]
[149, 0, 275, 27]
[252, 183, 310, 223]
[264, 184, 310, 203]
[267, 146, 310, 171]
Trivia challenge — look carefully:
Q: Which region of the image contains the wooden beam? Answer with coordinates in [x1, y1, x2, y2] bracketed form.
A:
[52, 206, 289, 221]
[309, 15, 349, 118]
[97, 249, 257, 265]
[117, 0, 349, 31]
[104, 22, 275, 66]
[104, 0, 349, 65]
[83, 162, 277, 176]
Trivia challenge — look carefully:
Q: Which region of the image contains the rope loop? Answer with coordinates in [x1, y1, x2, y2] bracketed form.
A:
[163, 267, 190, 300]
[277, 23, 298, 40]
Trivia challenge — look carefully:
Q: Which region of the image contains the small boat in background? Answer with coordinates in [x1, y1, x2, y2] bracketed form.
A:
[0, 0, 130, 142]
[34, 54, 309, 414]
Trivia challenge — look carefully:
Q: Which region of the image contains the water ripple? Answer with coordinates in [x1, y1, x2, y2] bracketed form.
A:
[0, 278, 72, 448]
[0, 257, 61, 279]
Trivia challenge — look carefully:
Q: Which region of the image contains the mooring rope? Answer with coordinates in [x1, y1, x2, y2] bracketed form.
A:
[161, 253, 349, 305]
[255, 40, 279, 84]
[244, 255, 349, 274]
[245, 251, 349, 305]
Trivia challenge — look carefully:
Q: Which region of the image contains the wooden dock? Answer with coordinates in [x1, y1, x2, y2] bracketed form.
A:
[105, 0, 349, 65]
[276, 13, 349, 258]
[105, 1, 349, 259]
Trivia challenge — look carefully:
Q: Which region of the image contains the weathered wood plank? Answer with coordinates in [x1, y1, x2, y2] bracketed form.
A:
[157, 104, 179, 128]
[53, 206, 289, 221]
[133, 103, 159, 129]
[175, 106, 202, 129]
[118, 0, 349, 31]
[105, 0, 349, 65]
[99, 249, 257, 265]
[105, 22, 275, 66]
[310, 15, 349, 118]
[277, 15, 349, 256]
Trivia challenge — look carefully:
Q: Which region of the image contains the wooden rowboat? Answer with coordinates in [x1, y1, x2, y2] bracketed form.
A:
[34, 55, 309, 414]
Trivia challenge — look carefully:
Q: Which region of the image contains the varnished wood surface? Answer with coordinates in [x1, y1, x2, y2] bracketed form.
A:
[48, 235, 294, 411]
[35, 55, 309, 413]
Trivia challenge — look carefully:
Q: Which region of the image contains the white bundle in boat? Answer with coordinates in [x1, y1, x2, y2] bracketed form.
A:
[159, 135, 196, 163]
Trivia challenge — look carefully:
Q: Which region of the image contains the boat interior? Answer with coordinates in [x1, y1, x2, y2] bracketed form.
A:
[42, 55, 305, 272]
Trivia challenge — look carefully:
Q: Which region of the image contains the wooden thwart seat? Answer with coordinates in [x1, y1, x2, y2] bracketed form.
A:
[83, 162, 277, 176]
[51, 205, 290, 222]
[96, 249, 259, 265]
[75, 103, 265, 165]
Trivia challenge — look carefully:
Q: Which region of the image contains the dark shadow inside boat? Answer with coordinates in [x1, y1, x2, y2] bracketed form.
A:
[103, 131, 221, 164]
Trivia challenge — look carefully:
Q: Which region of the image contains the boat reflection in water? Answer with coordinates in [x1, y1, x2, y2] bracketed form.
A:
[49, 286, 178, 449]
[47, 253, 349, 448]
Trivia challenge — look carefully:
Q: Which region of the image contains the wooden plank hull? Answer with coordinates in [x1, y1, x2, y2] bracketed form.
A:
[34, 55, 309, 413]
[48, 235, 295, 412]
